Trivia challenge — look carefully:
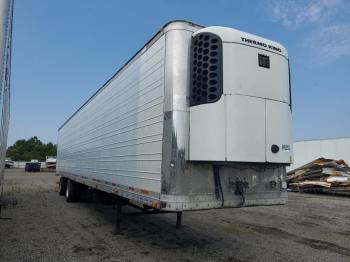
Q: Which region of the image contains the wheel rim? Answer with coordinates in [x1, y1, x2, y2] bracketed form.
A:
[66, 182, 69, 199]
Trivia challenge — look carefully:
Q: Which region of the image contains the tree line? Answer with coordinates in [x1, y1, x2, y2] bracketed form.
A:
[6, 136, 57, 161]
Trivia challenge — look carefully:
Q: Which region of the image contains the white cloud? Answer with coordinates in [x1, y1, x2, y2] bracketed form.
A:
[268, 0, 350, 63]
[303, 24, 350, 62]
[271, 0, 342, 29]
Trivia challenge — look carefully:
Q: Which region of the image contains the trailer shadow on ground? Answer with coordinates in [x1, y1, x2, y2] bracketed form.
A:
[70, 198, 232, 258]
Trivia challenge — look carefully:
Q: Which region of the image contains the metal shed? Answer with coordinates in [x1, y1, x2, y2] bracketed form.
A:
[289, 137, 350, 170]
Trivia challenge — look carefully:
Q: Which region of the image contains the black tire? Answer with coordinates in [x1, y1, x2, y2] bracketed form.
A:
[65, 179, 78, 202]
[58, 177, 67, 196]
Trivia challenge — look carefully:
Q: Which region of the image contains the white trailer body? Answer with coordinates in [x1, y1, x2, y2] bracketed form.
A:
[57, 21, 292, 211]
[0, 0, 13, 204]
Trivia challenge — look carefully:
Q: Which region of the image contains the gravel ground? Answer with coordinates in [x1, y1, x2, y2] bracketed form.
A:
[0, 169, 350, 262]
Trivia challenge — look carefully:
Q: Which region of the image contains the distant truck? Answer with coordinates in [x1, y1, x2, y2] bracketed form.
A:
[56, 20, 292, 232]
[45, 156, 56, 170]
[25, 160, 41, 172]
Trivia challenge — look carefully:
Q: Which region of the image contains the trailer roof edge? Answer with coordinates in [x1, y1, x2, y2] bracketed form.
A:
[58, 20, 204, 131]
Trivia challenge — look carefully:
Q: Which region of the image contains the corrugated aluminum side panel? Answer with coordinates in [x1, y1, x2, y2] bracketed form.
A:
[0, 0, 13, 190]
[57, 35, 165, 194]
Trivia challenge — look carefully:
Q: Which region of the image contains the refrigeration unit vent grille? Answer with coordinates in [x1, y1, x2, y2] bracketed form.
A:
[190, 33, 223, 106]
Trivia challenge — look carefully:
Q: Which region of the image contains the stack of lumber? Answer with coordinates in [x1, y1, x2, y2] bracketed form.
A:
[287, 158, 350, 193]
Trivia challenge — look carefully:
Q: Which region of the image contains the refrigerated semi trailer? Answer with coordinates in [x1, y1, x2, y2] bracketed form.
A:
[0, 0, 13, 216]
[57, 20, 292, 230]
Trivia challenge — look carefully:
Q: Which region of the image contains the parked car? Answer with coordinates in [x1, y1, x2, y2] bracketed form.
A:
[5, 158, 14, 168]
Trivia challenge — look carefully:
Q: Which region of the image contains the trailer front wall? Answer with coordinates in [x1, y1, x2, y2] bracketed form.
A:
[57, 36, 166, 195]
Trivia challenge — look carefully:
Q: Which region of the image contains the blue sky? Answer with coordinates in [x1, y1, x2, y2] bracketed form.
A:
[8, 0, 350, 145]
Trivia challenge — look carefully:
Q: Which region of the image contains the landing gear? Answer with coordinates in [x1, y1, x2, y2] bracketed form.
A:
[176, 211, 182, 228]
[113, 197, 122, 235]
[112, 196, 128, 235]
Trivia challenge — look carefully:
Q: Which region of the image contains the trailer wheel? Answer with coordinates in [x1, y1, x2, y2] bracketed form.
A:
[65, 179, 77, 202]
[58, 177, 67, 196]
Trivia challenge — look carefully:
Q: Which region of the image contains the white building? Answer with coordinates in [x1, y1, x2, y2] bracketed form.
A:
[289, 137, 350, 171]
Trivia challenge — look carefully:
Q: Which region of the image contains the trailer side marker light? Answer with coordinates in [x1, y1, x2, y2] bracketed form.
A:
[151, 201, 158, 208]
[141, 189, 150, 195]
